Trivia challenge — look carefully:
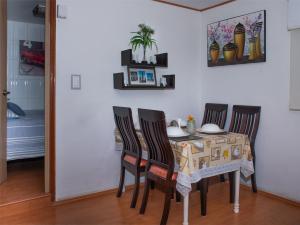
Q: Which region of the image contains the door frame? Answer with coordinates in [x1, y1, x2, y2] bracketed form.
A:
[46, 0, 56, 201]
[0, 0, 56, 201]
[0, 0, 7, 185]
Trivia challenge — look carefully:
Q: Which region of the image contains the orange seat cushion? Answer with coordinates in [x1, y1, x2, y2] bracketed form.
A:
[124, 155, 147, 167]
[149, 165, 177, 180]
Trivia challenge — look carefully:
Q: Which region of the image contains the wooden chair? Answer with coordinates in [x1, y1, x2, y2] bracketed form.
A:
[113, 106, 146, 208]
[138, 108, 178, 225]
[201, 103, 228, 182]
[199, 104, 261, 215]
[201, 103, 228, 129]
[228, 105, 261, 202]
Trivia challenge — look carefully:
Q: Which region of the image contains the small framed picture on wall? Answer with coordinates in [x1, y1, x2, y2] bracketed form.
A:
[127, 67, 157, 86]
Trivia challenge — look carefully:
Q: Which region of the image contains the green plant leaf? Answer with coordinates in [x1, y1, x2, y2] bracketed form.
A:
[130, 24, 158, 53]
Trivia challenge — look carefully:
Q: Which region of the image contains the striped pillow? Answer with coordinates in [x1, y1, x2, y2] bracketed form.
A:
[7, 109, 19, 119]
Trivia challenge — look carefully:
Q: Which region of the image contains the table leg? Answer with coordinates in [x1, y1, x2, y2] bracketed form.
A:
[183, 194, 189, 225]
[233, 170, 240, 213]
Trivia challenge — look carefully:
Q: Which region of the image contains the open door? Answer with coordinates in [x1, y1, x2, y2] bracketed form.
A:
[0, 0, 7, 184]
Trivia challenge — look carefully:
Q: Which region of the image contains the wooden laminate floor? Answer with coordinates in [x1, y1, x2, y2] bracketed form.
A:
[0, 182, 299, 225]
[0, 158, 45, 205]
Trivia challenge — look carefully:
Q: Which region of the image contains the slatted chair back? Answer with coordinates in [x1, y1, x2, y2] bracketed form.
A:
[229, 105, 261, 147]
[201, 103, 228, 129]
[138, 108, 174, 180]
[113, 106, 141, 159]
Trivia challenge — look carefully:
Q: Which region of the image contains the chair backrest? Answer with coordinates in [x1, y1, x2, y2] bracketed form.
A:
[229, 105, 261, 146]
[202, 103, 228, 129]
[138, 109, 174, 177]
[113, 106, 141, 159]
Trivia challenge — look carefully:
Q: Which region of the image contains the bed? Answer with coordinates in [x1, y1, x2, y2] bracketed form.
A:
[7, 110, 45, 161]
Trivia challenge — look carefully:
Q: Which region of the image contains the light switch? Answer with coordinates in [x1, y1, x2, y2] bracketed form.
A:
[71, 74, 81, 90]
[57, 5, 67, 19]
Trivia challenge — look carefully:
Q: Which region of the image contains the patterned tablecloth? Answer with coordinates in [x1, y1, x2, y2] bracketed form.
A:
[115, 129, 254, 197]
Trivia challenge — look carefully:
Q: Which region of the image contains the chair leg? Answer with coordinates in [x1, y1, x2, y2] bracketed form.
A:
[196, 181, 201, 191]
[130, 170, 140, 208]
[251, 173, 257, 193]
[199, 178, 208, 216]
[160, 190, 172, 225]
[220, 174, 225, 182]
[150, 181, 155, 189]
[229, 172, 235, 203]
[251, 157, 257, 193]
[176, 190, 181, 202]
[139, 178, 150, 214]
[117, 166, 125, 198]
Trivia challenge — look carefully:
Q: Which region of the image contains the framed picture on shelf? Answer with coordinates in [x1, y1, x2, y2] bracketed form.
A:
[127, 67, 157, 86]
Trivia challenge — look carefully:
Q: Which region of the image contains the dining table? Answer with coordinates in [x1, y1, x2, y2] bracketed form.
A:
[115, 127, 255, 225]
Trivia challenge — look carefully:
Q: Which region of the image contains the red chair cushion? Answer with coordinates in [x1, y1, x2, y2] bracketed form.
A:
[149, 165, 177, 180]
[124, 154, 147, 167]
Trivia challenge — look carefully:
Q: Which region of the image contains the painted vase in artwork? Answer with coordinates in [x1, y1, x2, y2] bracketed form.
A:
[209, 40, 220, 64]
[255, 34, 262, 59]
[223, 42, 237, 63]
[255, 22, 263, 59]
[234, 23, 245, 60]
[248, 38, 257, 60]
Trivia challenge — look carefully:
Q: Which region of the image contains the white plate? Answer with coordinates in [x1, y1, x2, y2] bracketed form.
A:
[168, 132, 190, 138]
[197, 128, 225, 134]
[167, 127, 188, 137]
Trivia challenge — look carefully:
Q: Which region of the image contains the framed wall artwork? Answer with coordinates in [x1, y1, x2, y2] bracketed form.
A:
[207, 10, 266, 67]
[19, 40, 45, 76]
[127, 67, 157, 86]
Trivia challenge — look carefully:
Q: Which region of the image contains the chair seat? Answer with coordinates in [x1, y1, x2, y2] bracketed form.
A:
[149, 165, 177, 180]
[124, 154, 147, 167]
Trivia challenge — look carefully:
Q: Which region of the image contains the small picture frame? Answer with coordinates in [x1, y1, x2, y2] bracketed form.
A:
[128, 67, 157, 86]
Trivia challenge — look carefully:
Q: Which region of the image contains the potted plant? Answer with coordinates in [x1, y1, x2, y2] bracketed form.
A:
[187, 115, 196, 134]
[130, 24, 158, 64]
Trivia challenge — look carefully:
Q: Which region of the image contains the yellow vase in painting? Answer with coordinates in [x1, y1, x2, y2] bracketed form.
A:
[248, 38, 256, 61]
[234, 23, 245, 61]
[223, 42, 237, 63]
[209, 40, 220, 64]
[255, 32, 262, 59]
[254, 22, 263, 59]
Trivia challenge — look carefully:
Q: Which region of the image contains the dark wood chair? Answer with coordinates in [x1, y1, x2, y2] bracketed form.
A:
[113, 106, 147, 208]
[228, 105, 261, 202]
[201, 103, 228, 182]
[201, 103, 228, 129]
[199, 104, 261, 215]
[138, 108, 178, 225]
[198, 103, 228, 216]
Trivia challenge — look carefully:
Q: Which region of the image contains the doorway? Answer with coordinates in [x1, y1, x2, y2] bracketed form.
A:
[0, 0, 55, 204]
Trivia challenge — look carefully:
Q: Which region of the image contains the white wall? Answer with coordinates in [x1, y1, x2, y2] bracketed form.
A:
[288, 0, 300, 30]
[7, 21, 45, 110]
[55, 0, 201, 200]
[7, 0, 45, 25]
[289, 29, 300, 110]
[55, 0, 300, 202]
[199, 0, 300, 201]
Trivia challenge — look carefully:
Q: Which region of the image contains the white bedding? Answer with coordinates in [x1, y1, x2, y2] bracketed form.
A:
[7, 110, 45, 161]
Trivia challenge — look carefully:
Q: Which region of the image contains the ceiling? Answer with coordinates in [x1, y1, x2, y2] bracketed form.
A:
[153, 0, 234, 12]
[7, 0, 45, 24]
